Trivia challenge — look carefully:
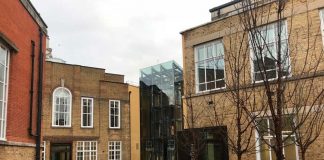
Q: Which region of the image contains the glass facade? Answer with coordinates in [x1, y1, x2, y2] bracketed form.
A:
[140, 61, 183, 160]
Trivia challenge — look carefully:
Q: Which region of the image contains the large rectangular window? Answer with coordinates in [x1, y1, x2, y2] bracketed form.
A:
[108, 141, 122, 160]
[249, 21, 290, 82]
[109, 100, 120, 129]
[0, 44, 9, 140]
[195, 40, 225, 92]
[76, 141, 97, 160]
[81, 97, 93, 128]
[256, 116, 298, 160]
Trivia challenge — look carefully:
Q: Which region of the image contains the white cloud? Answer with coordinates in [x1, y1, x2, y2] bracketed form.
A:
[32, 0, 231, 83]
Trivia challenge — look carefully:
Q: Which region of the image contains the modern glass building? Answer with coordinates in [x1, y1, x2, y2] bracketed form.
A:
[140, 61, 183, 160]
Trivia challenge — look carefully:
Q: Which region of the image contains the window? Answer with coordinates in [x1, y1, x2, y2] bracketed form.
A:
[52, 87, 72, 127]
[195, 40, 225, 92]
[76, 141, 97, 160]
[108, 141, 122, 160]
[0, 44, 9, 140]
[81, 97, 93, 128]
[256, 116, 298, 160]
[249, 21, 290, 82]
[109, 100, 120, 129]
[319, 9, 324, 46]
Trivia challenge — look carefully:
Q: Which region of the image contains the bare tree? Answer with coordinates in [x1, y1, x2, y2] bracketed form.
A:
[239, 0, 324, 160]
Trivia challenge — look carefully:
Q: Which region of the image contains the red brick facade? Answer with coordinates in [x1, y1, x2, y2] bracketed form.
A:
[0, 0, 47, 159]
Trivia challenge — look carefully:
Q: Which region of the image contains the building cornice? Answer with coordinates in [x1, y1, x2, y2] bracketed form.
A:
[19, 0, 48, 34]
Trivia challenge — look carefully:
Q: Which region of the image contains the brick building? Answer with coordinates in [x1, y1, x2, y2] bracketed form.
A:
[181, 0, 324, 160]
[42, 61, 132, 160]
[0, 0, 47, 159]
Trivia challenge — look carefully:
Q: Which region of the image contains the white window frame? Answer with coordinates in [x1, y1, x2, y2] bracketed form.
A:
[81, 97, 94, 128]
[319, 9, 324, 47]
[255, 116, 299, 160]
[109, 100, 121, 129]
[0, 43, 10, 141]
[108, 141, 122, 160]
[249, 20, 291, 83]
[41, 141, 46, 160]
[194, 39, 226, 93]
[76, 141, 98, 160]
[52, 87, 72, 127]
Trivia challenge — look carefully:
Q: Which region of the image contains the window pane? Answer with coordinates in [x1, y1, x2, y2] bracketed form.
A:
[216, 43, 224, 57]
[0, 65, 4, 82]
[266, 70, 277, 79]
[0, 83, 3, 101]
[253, 57, 264, 73]
[264, 44, 276, 70]
[199, 84, 206, 92]
[197, 62, 206, 83]
[260, 141, 271, 160]
[206, 60, 215, 82]
[216, 80, 225, 88]
[0, 51, 6, 65]
[215, 60, 224, 80]
[207, 82, 215, 90]
[206, 44, 213, 59]
[284, 137, 297, 160]
[197, 47, 205, 62]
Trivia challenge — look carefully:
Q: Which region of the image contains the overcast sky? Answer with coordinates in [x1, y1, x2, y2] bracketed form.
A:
[31, 0, 230, 83]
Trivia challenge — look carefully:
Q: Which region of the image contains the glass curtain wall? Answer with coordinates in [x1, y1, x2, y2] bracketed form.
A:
[140, 61, 183, 160]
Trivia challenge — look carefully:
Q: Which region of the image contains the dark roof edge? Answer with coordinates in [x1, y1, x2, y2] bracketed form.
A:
[209, 0, 241, 12]
[19, 0, 48, 34]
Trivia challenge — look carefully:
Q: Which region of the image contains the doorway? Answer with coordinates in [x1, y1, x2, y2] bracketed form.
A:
[51, 143, 72, 160]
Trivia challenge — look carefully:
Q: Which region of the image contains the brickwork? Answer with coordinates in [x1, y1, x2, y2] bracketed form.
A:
[42, 62, 131, 160]
[181, 0, 324, 160]
[0, 0, 47, 159]
[0, 145, 35, 160]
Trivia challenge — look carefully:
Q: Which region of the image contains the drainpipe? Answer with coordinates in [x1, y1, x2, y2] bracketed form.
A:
[128, 91, 132, 160]
[35, 28, 44, 160]
[28, 40, 36, 137]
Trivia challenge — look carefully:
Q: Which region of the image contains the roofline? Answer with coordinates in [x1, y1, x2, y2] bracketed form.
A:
[19, 0, 48, 34]
[105, 72, 125, 77]
[180, 21, 216, 34]
[209, 0, 241, 12]
[46, 61, 106, 71]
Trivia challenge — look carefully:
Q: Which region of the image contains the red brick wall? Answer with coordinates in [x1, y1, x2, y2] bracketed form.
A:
[0, 0, 46, 144]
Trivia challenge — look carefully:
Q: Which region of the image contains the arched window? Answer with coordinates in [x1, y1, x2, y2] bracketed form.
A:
[52, 87, 72, 127]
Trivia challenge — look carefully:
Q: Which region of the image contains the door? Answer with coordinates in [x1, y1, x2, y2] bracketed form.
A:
[51, 143, 72, 160]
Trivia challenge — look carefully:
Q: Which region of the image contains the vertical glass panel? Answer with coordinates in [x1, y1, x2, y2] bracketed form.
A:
[270, 139, 277, 160]
[197, 62, 205, 83]
[199, 84, 206, 92]
[207, 143, 215, 160]
[206, 44, 213, 59]
[197, 47, 205, 62]
[0, 50, 6, 65]
[279, 21, 288, 40]
[257, 119, 269, 137]
[0, 65, 4, 82]
[216, 43, 224, 57]
[0, 83, 3, 101]
[260, 141, 271, 160]
[215, 60, 225, 80]
[284, 137, 297, 160]
[264, 44, 276, 70]
[206, 60, 215, 82]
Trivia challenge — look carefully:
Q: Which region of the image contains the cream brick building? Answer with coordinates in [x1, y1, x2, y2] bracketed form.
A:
[181, 0, 324, 160]
[42, 61, 132, 160]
